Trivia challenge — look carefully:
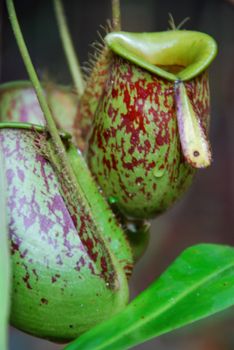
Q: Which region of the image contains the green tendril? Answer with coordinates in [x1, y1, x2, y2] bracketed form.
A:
[6, 0, 80, 196]
[53, 0, 85, 96]
[112, 0, 121, 31]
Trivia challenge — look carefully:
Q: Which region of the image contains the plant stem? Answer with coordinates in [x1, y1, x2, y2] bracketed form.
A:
[112, 0, 121, 31]
[53, 0, 84, 96]
[6, 0, 78, 190]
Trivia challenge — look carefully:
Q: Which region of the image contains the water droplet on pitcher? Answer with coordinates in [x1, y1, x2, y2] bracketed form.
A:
[153, 167, 165, 178]
[108, 196, 117, 204]
[98, 186, 103, 195]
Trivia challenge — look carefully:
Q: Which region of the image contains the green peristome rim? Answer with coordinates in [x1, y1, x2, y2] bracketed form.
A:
[0, 122, 71, 140]
[0, 80, 75, 93]
[0, 80, 32, 91]
[105, 30, 217, 81]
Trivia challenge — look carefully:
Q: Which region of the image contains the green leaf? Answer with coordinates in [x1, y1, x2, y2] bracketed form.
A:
[64, 244, 234, 350]
[0, 147, 11, 350]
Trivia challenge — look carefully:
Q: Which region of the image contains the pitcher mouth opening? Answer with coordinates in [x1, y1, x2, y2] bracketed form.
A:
[105, 30, 217, 81]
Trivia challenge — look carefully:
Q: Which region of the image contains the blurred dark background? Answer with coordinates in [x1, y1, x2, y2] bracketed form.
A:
[1, 0, 234, 349]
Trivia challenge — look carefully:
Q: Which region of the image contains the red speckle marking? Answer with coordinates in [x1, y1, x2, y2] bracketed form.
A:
[112, 88, 118, 98]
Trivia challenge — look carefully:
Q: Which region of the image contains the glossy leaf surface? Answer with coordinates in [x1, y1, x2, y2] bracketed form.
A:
[65, 244, 234, 350]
